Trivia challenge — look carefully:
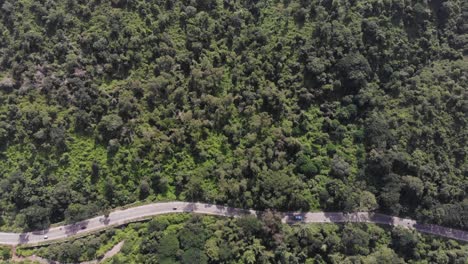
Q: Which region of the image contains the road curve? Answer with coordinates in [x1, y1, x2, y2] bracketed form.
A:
[0, 202, 467, 246]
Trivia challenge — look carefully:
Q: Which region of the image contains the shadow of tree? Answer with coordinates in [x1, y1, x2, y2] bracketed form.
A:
[64, 220, 90, 236]
[369, 213, 393, 225]
[323, 212, 347, 223]
[19, 233, 29, 244]
[183, 203, 197, 212]
[31, 228, 50, 236]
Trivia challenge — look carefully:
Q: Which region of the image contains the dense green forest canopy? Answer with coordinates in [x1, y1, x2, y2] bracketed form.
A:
[14, 214, 468, 263]
[0, 0, 466, 232]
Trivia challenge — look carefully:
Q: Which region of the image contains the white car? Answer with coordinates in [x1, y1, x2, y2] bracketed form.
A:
[43, 235, 48, 239]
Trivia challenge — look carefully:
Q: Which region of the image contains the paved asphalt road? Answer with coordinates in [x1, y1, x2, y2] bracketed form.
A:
[1, 202, 467, 246]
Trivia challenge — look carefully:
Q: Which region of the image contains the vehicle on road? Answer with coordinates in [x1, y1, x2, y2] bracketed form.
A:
[43, 235, 48, 239]
[291, 215, 303, 221]
[173, 207, 177, 210]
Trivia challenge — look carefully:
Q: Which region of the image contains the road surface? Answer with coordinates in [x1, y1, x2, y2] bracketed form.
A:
[0, 202, 467, 246]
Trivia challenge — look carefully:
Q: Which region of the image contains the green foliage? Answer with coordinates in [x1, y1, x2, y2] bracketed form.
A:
[0, 0, 466, 237]
[296, 154, 320, 177]
[181, 248, 208, 264]
[22, 215, 468, 264]
[65, 203, 99, 224]
[157, 233, 180, 262]
[0, 246, 11, 261]
[391, 227, 420, 259]
[337, 53, 371, 91]
[21, 205, 50, 230]
[97, 114, 124, 142]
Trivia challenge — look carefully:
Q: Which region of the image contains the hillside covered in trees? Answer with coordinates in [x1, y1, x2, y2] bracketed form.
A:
[14, 214, 468, 263]
[0, 0, 466, 234]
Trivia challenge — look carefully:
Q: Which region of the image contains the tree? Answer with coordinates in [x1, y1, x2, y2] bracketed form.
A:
[204, 237, 220, 262]
[184, 177, 205, 201]
[379, 180, 403, 215]
[242, 249, 256, 264]
[364, 113, 392, 150]
[330, 155, 351, 179]
[104, 179, 116, 202]
[74, 110, 92, 133]
[158, 233, 180, 261]
[342, 191, 361, 212]
[178, 219, 207, 249]
[118, 94, 139, 120]
[0, 246, 11, 260]
[97, 114, 123, 141]
[337, 53, 371, 91]
[341, 225, 370, 255]
[49, 126, 67, 151]
[217, 242, 233, 262]
[358, 191, 378, 211]
[182, 248, 208, 264]
[291, 4, 307, 25]
[296, 154, 319, 177]
[401, 176, 424, 200]
[22, 205, 50, 230]
[139, 179, 151, 199]
[55, 242, 82, 263]
[366, 247, 404, 264]
[91, 161, 100, 183]
[260, 210, 284, 246]
[0, 77, 15, 92]
[65, 203, 98, 224]
[391, 227, 419, 259]
[237, 215, 263, 237]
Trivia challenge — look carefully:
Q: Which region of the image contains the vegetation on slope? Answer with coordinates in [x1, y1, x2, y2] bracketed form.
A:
[0, 0, 466, 232]
[16, 214, 468, 264]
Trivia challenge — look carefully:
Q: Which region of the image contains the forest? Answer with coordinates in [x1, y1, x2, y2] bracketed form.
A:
[12, 214, 468, 263]
[0, 0, 466, 239]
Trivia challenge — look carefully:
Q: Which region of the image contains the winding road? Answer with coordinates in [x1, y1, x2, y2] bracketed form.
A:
[1, 202, 467, 246]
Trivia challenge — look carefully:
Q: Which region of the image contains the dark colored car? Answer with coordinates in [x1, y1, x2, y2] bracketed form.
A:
[292, 215, 303, 221]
